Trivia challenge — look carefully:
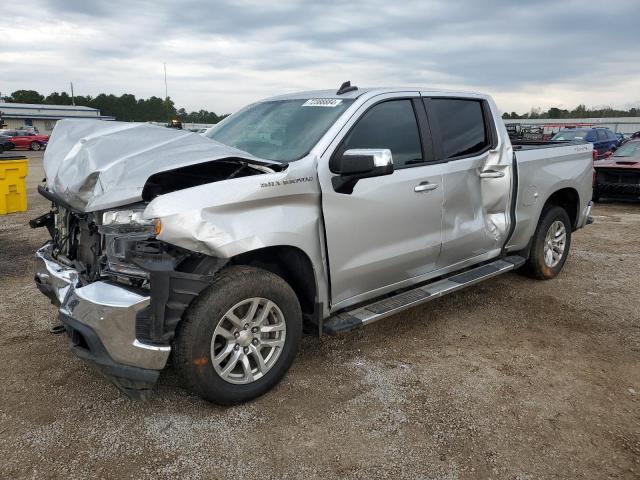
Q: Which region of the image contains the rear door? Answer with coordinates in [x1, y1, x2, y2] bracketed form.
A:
[595, 129, 609, 154]
[12, 131, 29, 148]
[422, 96, 513, 269]
[318, 93, 445, 308]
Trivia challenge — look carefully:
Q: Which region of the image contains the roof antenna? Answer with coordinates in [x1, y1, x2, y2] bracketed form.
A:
[336, 81, 358, 95]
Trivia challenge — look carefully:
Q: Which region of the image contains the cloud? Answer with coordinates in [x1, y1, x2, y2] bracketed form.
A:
[1, 0, 639, 114]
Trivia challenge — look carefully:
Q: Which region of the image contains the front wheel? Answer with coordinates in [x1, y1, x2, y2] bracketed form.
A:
[524, 206, 572, 280]
[30, 141, 41, 151]
[173, 266, 302, 405]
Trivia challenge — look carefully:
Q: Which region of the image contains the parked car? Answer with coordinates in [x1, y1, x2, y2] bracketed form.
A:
[593, 140, 640, 201]
[0, 130, 49, 150]
[31, 85, 594, 404]
[505, 124, 544, 141]
[551, 127, 619, 157]
[0, 135, 15, 154]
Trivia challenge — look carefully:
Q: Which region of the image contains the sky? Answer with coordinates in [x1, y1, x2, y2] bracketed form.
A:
[1, 0, 639, 115]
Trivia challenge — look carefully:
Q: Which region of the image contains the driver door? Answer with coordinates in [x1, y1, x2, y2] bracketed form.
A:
[318, 93, 445, 309]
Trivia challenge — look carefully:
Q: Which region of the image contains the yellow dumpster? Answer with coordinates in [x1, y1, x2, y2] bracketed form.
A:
[0, 155, 28, 214]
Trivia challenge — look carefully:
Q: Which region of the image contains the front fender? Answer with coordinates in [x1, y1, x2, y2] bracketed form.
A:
[144, 158, 329, 307]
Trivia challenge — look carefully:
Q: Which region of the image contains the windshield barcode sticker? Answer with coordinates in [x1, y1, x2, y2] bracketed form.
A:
[302, 99, 343, 107]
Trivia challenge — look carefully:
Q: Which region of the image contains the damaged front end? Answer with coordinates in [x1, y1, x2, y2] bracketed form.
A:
[32, 191, 226, 398]
[31, 119, 289, 397]
[30, 121, 284, 397]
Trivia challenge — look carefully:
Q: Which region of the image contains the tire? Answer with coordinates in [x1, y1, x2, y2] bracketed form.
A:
[30, 141, 41, 151]
[524, 206, 572, 280]
[173, 265, 302, 405]
[0, 144, 3, 154]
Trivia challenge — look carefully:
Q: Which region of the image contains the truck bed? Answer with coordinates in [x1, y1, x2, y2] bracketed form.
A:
[506, 139, 593, 252]
[511, 140, 588, 151]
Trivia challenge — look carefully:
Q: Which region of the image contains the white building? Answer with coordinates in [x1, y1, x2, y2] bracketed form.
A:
[0, 103, 114, 134]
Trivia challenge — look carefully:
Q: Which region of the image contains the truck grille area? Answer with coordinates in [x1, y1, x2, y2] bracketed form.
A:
[53, 206, 102, 281]
[595, 168, 640, 196]
[50, 204, 154, 284]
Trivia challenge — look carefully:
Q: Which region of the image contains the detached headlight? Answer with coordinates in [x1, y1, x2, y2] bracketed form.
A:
[101, 209, 161, 235]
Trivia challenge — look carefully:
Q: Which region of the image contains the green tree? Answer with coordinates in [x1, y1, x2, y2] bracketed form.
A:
[5, 87, 231, 123]
[9, 89, 45, 104]
[45, 92, 73, 105]
[571, 104, 587, 118]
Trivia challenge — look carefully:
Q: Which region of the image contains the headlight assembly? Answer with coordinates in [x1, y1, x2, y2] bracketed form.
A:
[103, 209, 154, 226]
[100, 209, 161, 235]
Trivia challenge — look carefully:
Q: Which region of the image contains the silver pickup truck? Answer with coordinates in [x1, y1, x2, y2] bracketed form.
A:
[31, 83, 593, 404]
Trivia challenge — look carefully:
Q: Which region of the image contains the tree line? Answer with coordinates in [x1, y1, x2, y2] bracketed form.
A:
[502, 104, 640, 120]
[1, 89, 228, 124]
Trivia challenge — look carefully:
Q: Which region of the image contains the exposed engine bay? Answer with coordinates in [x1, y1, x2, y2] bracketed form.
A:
[142, 158, 276, 201]
[34, 156, 268, 285]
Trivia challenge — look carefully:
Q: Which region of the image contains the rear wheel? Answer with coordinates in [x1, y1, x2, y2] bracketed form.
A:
[30, 141, 41, 151]
[524, 206, 572, 280]
[173, 266, 302, 405]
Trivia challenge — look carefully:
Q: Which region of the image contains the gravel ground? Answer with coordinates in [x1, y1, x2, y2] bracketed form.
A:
[1, 151, 638, 479]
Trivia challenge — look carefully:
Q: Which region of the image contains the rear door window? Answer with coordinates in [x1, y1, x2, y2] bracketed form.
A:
[426, 99, 489, 159]
[596, 130, 607, 141]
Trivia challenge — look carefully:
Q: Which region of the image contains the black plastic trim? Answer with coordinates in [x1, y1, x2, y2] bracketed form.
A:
[130, 251, 220, 345]
[60, 313, 160, 399]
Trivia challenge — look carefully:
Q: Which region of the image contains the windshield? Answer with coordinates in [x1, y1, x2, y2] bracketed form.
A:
[552, 130, 589, 141]
[613, 141, 640, 157]
[205, 99, 353, 162]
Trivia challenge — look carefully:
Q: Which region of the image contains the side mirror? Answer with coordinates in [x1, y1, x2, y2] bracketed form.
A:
[330, 149, 394, 194]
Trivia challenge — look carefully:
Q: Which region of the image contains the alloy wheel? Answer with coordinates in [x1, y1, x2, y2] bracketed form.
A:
[210, 297, 286, 384]
[543, 220, 567, 268]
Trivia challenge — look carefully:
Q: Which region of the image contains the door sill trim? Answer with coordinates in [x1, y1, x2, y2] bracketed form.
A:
[322, 255, 525, 335]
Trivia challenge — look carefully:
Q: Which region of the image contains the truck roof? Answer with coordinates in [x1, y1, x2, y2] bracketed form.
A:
[265, 86, 489, 102]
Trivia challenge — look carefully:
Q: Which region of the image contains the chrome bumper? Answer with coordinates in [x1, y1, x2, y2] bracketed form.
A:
[35, 243, 170, 372]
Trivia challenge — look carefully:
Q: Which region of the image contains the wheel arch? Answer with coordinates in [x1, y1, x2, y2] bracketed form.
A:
[541, 187, 580, 230]
[229, 245, 319, 321]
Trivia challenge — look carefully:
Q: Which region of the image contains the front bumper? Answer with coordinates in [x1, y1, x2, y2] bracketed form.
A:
[35, 243, 170, 397]
[595, 182, 640, 197]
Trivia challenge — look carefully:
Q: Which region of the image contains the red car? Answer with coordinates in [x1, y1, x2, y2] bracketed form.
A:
[0, 130, 49, 151]
[593, 140, 640, 201]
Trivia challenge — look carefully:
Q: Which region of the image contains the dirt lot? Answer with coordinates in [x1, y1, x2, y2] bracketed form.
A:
[0, 151, 638, 479]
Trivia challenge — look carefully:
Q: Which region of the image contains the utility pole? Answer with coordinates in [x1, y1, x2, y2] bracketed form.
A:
[70, 82, 75, 106]
[164, 63, 170, 124]
[163, 63, 168, 100]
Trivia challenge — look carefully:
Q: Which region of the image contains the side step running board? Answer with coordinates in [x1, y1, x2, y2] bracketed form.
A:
[322, 255, 526, 335]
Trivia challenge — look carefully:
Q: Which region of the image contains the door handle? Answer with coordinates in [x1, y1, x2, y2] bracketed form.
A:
[414, 182, 439, 192]
[479, 170, 505, 179]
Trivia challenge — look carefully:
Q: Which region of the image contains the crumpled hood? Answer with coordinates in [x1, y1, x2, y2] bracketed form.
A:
[43, 119, 275, 212]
